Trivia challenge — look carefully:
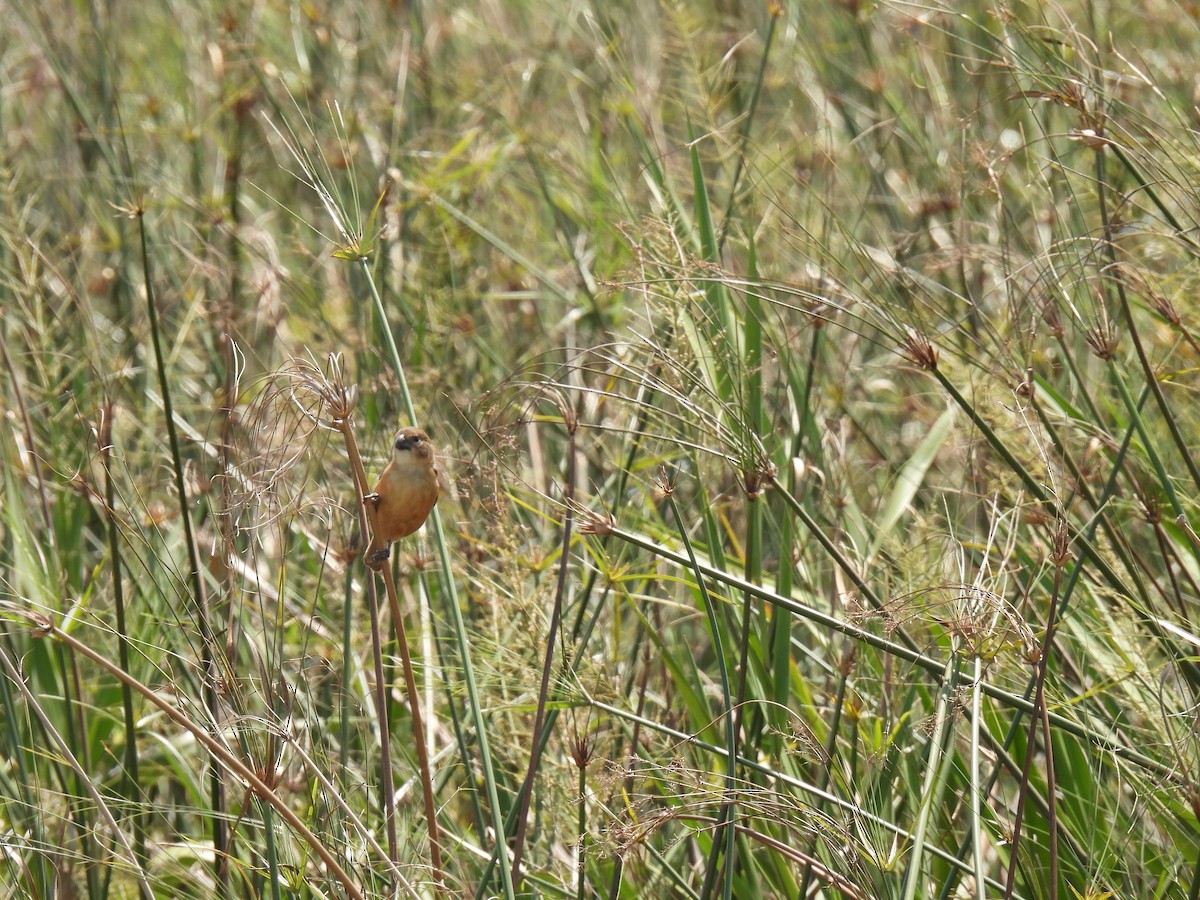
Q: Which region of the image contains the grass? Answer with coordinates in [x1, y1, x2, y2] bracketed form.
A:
[2, 1, 1200, 897]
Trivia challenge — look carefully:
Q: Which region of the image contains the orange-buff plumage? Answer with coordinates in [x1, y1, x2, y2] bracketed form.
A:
[365, 427, 439, 569]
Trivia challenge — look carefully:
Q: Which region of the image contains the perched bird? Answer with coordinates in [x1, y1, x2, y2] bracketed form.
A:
[364, 427, 439, 569]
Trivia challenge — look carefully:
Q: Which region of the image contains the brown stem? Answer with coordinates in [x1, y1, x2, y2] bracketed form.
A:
[337, 424, 398, 865]
[29, 621, 365, 900]
[1003, 531, 1067, 900]
[338, 420, 444, 891]
[0, 646, 154, 900]
[675, 814, 867, 900]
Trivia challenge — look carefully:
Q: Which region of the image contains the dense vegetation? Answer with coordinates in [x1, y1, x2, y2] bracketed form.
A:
[3, 1, 1199, 897]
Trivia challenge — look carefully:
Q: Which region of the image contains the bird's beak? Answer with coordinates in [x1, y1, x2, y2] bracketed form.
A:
[395, 433, 415, 451]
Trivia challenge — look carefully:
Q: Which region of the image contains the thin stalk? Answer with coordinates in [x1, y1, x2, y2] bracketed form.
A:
[464, 374, 673, 892]
[1029, 393, 1151, 611]
[720, 493, 757, 892]
[345, 367, 448, 897]
[901, 654, 960, 900]
[511, 413, 578, 891]
[1038, 685, 1059, 900]
[582, 693, 1026, 898]
[607, 524, 1177, 781]
[263, 804, 280, 900]
[339, 561, 355, 787]
[285, 735, 418, 893]
[28, 620, 366, 900]
[1106, 359, 1184, 520]
[339, 426, 398, 865]
[380, 562, 443, 882]
[1042, 369, 1200, 684]
[605, 636, 652, 900]
[970, 655, 986, 898]
[98, 407, 145, 868]
[796, 643, 854, 898]
[772, 325, 824, 745]
[1050, 330, 1105, 426]
[0, 638, 42, 888]
[771, 476, 923, 656]
[430, 601, 489, 844]
[666, 485, 737, 900]
[734, 234, 764, 753]
[676, 815, 867, 899]
[60, 643, 99, 900]
[932, 367, 1141, 605]
[575, 757, 587, 900]
[0, 646, 153, 900]
[133, 207, 226, 890]
[709, 483, 760, 898]
[940, 394, 1147, 900]
[1109, 143, 1200, 255]
[358, 260, 514, 899]
[1003, 529, 1068, 900]
[0, 334, 54, 549]
[716, 6, 780, 254]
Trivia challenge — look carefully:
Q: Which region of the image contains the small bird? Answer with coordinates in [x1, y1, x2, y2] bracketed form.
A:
[364, 427, 439, 570]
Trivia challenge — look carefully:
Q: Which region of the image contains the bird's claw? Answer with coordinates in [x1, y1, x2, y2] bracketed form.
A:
[365, 544, 391, 571]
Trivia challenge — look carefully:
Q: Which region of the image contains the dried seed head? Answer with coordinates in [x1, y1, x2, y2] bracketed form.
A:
[568, 735, 595, 769]
[1114, 264, 1180, 326]
[900, 327, 939, 371]
[1050, 519, 1072, 568]
[651, 466, 676, 502]
[743, 459, 778, 500]
[1022, 639, 1043, 665]
[578, 507, 616, 536]
[1084, 322, 1120, 360]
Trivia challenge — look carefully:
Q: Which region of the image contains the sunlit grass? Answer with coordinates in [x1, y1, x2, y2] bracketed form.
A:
[2, 2, 1200, 898]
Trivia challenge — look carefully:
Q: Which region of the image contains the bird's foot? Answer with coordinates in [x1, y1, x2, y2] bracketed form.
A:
[365, 543, 391, 571]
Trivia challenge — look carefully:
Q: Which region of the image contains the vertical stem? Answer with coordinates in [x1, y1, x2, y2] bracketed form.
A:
[38, 624, 365, 900]
[0, 335, 55, 548]
[0, 646, 154, 900]
[575, 758, 587, 900]
[358, 262, 514, 898]
[1003, 531, 1067, 900]
[101, 412, 144, 864]
[339, 417, 442, 887]
[339, 562, 356, 788]
[668, 486, 736, 900]
[134, 208, 226, 892]
[381, 562, 444, 884]
[901, 654, 960, 900]
[339, 426, 398, 864]
[511, 414, 578, 890]
[970, 656, 986, 899]
[716, 7, 779, 254]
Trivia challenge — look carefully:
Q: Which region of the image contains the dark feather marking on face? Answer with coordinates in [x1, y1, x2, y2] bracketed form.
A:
[394, 427, 432, 455]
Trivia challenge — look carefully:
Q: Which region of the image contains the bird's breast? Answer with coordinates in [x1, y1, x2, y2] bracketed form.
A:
[374, 461, 440, 541]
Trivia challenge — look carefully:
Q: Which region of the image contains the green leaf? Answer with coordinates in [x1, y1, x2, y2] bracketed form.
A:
[869, 404, 956, 559]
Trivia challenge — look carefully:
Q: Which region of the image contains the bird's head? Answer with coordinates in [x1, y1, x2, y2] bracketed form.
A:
[392, 427, 435, 467]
